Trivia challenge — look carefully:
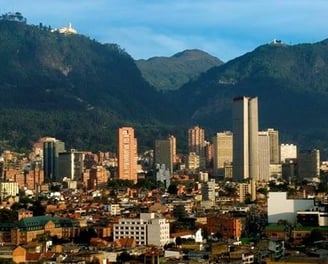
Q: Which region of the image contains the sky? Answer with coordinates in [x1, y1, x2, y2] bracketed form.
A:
[0, 0, 327, 62]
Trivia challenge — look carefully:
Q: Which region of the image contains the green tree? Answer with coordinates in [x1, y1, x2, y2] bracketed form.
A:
[173, 204, 187, 220]
[0, 208, 17, 223]
[303, 228, 324, 245]
[167, 183, 178, 195]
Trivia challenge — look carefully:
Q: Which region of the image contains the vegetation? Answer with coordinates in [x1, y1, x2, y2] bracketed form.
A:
[2, 16, 328, 156]
[0, 18, 182, 152]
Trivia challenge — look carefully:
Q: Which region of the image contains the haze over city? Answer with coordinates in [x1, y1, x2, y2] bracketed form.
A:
[0, 0, 327, 61]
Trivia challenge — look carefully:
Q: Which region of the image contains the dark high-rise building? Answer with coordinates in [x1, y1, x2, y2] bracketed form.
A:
[155, 139, 173, 174]
[43, 138, 66, 182]
[267, 128, 280, 164]
[58, 149, 84, 181]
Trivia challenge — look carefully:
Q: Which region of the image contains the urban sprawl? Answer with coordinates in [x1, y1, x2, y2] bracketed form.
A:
[0, 96, 326, 263]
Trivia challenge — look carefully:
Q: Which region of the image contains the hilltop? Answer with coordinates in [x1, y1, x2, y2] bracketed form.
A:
[136, 49, 223, 91]
[173, 40, 328, 154]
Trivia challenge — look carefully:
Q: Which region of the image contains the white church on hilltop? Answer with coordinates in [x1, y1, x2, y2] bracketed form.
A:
[51, 23, 77, 35]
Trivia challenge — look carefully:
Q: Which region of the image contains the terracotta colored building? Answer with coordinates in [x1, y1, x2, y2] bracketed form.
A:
[206, 214, 242, 240]
[117, 127, 138, 183]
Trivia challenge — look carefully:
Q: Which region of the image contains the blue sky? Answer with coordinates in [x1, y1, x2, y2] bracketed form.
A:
[0, 0, 327, 62]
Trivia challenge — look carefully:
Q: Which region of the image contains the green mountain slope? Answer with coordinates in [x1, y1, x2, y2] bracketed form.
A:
[2, 15, 328, 156]
[136, 49, 223, 91]
[0, 19, 179, 152]
[174, 40, 328, 153]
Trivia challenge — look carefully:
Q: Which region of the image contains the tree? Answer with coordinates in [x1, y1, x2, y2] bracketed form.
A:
[0, 208, 17, 223]
[167, 183, 178, 195]
[172, 204, 186, 220]
[303, 228, 324, 245]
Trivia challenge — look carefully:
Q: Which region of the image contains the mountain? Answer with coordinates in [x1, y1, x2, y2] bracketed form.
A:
[173, 40, 328, 154]
[136, 49, 223, 91]
[2, 15, 328, 156]
[0, 17, 181, 152]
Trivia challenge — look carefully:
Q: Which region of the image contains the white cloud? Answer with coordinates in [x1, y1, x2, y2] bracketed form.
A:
[1, 0, 327, 60]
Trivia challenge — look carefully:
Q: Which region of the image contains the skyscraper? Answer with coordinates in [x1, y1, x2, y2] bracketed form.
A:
[188, 125, 205, 169]
[43, 138, 66, 182]
[155, 139, 172, 173]
[118, 127, 138, 183]
[232, 96, 259, 186]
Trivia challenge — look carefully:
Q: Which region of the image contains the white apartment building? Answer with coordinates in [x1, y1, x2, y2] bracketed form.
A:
[113, 213, 170, 246]
[110, 204, 121, 216]
[0, 182, 19, 200]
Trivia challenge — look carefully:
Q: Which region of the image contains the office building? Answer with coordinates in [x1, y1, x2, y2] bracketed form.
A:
[118, 127, 138, 183]
[188, 126, 206, 168]
[43, 138, 66, 182]
[58, 149, 84, 181]
[212, 131, 233, 178]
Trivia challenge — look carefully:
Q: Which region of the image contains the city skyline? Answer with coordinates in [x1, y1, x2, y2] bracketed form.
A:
[0, 1, 327, 62]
